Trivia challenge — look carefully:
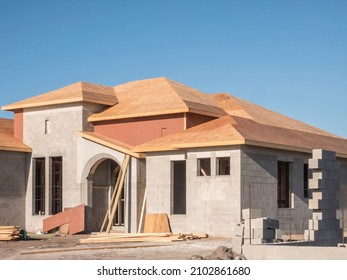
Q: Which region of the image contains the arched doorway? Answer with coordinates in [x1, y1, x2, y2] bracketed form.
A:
[87, 158, 125, 232]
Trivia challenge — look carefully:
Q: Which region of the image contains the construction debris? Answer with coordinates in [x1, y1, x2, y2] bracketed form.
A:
[191, 246, 246, 260]
[80, 232, 208, 244]
[0, 226, 22, 241]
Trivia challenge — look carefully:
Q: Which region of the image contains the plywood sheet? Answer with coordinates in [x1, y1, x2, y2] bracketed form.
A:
[2, 82, 118, 110]
[89, 77, 226, 121]
[143, 213, 171, 233]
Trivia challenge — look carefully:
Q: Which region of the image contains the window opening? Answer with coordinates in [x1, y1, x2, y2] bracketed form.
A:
[172, 161, 186, 214]
[216, 157, 230, 175]
[33, 158, 45, 215]
[51, 157, 63, 214]
[197, 158, 211, 176]
[277, 161, 290, 208]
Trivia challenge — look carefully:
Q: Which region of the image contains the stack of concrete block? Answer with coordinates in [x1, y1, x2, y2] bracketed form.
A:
[243, 217, 279, 244]
[233, 208, 279, 252]
[304, 149, 342, 245]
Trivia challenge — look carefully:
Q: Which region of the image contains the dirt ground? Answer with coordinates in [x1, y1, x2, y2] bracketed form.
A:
[0, 234, 234, 260]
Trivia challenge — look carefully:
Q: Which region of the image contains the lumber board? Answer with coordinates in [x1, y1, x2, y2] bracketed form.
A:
[80, 236, 185, 244]
[79, 232, 208, 244]
[0, 226, 21, 241]
[0, 226, 17, 229]
[137, 190, 147, 233]
[99, 162, 124, 233]
[21, 244, 166, 255]
[89, 233, 172, 238]
[144, 213, 171, 233]
[106, 154, 130, 233]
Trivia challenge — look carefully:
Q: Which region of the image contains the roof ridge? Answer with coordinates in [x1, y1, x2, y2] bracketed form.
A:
[161, 78, 190, 110]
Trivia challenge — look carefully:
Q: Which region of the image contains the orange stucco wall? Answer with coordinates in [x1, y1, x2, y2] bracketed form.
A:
[94, 113, 185, 146]
[14, 110, 23, 141]
[186, 113, 215, 129]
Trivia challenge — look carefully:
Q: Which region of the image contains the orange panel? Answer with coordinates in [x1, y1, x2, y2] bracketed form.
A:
[14, 110, 23, 141]
[94, 113, 185, 146]
[43, 204, 85, 235]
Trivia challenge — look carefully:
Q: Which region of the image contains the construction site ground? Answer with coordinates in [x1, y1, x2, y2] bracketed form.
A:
[0, 234, 233, 260]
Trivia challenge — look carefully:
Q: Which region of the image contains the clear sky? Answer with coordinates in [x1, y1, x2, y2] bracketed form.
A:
[0, 0, 346, 136]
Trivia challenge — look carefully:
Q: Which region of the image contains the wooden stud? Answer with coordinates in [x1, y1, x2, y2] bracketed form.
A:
[106, 154, 130, 233]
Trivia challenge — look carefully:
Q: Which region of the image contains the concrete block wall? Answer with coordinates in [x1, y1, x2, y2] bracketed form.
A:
[338, 159, 347, 231]
[23, 104, 85, 231]
[240, 146, 312, 235]
[76, 137, 144, 233]
[22, 102, 126, 232]
[304, 149, 342, 245]
[146, 147, 241, 237]
[0, 150, 29, 227]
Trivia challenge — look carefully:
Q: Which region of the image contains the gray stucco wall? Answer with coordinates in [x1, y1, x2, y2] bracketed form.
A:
[146, 147, 241, 237]
[0, 150, 29, 227]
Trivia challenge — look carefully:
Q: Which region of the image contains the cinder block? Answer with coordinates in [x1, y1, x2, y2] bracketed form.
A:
[304, 229, 311, 241]
[244, 228, 276, 239]
[312, 170, 339, 181]
[267, 218, 280, 229]
[305, 229, 342, 240]
[308, 219, 340, 230]
[309, 178, 324, 189]
[312, 210, 337, 220]
[309, 158, 324, 170]
[244, 218, 279, 230]
[242, 208, 262, 219]
[312, 149, 336, 161]
[243, 238, 273, 245]
[309, 178, 339, 190]
[326, 179, 340, 189]
[325, 160, 339, 171]
[311, 190, 338, 200]
[309, 199, 339, 210]
[233, 235, 243, 254]
[234, 224, 245, 237]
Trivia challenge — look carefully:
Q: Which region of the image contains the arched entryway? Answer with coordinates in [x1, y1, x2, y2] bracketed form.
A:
[87, 158, 125, 232]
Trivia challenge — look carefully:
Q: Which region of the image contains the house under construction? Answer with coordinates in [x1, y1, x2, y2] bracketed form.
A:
[1, 77, 347, 241]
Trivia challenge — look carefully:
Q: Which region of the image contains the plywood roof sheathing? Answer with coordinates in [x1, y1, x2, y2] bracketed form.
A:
[133, 115, 347, 158]
[89, 77, 226, 122]
[0, 118, 32, 152]
[2, 82, 118, 111]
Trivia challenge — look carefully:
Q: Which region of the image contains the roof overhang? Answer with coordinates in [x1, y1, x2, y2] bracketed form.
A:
[77, 131, 145, 159]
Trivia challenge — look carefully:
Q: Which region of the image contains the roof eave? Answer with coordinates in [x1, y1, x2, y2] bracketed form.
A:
[244, 139, 347, 159]
[77, 131, 145, 159]
[0, 145, 32, 153]
[88, 108, 190, 122]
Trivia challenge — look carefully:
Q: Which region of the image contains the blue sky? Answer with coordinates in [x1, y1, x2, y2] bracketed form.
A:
[1, 0, 346, 136]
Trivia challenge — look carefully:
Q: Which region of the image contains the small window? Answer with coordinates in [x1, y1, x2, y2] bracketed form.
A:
[303, 163, 309, 198]
[45, 119, 51, 134]
[277, 161, 290, 208]
[33, 158, 45, 215]
[217, 157, 230, 175]
[197, 158, 211, 176]
[50, 157, 63, 214]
